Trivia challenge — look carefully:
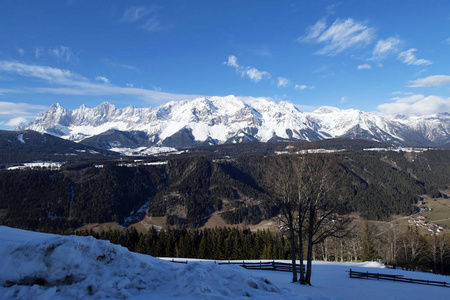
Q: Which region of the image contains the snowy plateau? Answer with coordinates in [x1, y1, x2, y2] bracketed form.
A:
[19, 96, 450, 154]
[1, 226, 449, 300]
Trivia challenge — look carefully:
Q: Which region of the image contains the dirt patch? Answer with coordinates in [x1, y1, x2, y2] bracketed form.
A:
[76, 222, 124, 233]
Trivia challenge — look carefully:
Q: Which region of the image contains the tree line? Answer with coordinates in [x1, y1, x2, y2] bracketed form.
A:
[75, 223, 450, 276]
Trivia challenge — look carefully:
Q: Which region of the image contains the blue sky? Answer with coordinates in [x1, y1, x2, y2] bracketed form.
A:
[1, 0, 450, 129]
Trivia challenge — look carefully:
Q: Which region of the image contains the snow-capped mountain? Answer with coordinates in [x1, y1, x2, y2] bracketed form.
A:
[19, 95, 450, 151]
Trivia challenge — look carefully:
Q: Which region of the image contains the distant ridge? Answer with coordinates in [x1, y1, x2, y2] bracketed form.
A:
[0, 130, 118, 165]
[19, 96, 450, 152]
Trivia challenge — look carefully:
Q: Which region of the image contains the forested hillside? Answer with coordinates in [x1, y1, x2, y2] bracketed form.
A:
[0, 130, 118, 166]
[0, 149, 449, 232]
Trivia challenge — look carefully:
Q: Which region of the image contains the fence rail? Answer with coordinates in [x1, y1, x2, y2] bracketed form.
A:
[218, 260, 305, 274]
[348, 269, 449, 288]
[167, 259, 305, 274]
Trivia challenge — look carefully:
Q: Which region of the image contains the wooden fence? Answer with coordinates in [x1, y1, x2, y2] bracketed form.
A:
[167, 259, 305, 274]
[348, 269, 449, 288]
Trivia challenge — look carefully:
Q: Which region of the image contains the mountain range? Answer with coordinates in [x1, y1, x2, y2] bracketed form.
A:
[19, 95, 450, 153]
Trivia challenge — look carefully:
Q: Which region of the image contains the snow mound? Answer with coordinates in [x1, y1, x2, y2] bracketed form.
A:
[0, 233, 174, 299]
[359, 261, 385, 268]
[173, 262, 280, 299]
[0, 227, 290, 299]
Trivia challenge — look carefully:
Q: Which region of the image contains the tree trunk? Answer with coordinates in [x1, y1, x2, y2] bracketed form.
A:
[289, 226, 298, 283]
[305, 208, 315, 285]
[299, 231, 305, 284]
[305, 231, 313, 285]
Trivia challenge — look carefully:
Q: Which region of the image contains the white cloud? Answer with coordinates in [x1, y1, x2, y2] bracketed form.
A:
[357, 64, 371, 70]
[340, 96, 348, 103]
[0, 60, 84, 83]
[301, 18, 376, 56]
[96, 76, 110, 83]
[0, 60, 202, 104]
[377, 94, 450, 116]
[6, 117, 27, 127]
[244, 68, 271, 82]
[0, 101, 48, 127]
[0, 88, 23, 95]
[224, 55, 271, 83]
[295, 84, 308, 90]
[371, 37, 402, 60]
[302, 18, 327, 41]
[398, 49, 432, 66]
[409, 75, 450, 87]
[392, 91, 413, 95]
[49, 46, 76, 63]
[225, 55, 239, 68]
[0, 101, 48, 117]
[295, 84, 314, 91]
[277, 77, 290, 88]
[445, 37, 450, 45]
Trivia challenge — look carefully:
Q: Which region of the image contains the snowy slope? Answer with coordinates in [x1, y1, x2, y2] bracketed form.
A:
[1, 226, 449, 300]
[20, 96, 450, 150]
[0, 226, 292, 300]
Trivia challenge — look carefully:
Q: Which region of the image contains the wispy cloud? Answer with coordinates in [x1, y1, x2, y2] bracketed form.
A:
[95, 76, 110, 83]
[301, 18, 376, 56]
[0, 101, 47, 116]
[225, 55, 271, 83]
[0, 60, 201, 104]
[122, 6, 150, 22]
[392, 91, 413, 96]
[398, 49, 432, 66]
[295, 84, 314, 91]
[141, 17, 160, 32]
[0, 101, 48, 127]
[277, 77, 290, 87]
[16, 48, 25, 56]
[49, 46, 77, 63]
[371, 37, 402, 60]
[409, 75, 450, 87]
[377, 94, 450, 116]
[122, 6, 161, 32]
[34, 47, 42, 58]
[102, 58, 138, 71]
[0, 88, 23, 95]
[357, 64, 371, 70]
[0, 60, 85, 83]
[444, 37, 450, 45]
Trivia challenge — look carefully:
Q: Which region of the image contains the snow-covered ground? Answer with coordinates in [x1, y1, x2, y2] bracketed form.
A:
[0, 226, 448, 300]
[7, 162, 64, 171]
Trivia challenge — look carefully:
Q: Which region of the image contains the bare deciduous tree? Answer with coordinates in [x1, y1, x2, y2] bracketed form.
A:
[269, 150, 351, 285]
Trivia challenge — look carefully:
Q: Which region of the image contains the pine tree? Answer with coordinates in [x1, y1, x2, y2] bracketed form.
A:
[360, 222, 377, 261]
